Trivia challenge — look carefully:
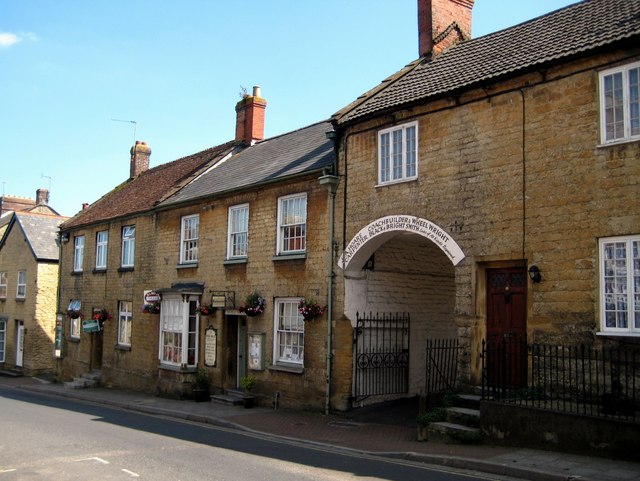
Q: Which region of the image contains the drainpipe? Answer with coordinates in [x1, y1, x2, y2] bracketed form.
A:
[319, 170, 339, 415]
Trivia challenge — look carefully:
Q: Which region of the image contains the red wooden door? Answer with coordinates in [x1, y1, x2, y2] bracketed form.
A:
[486, 267, 527, 388]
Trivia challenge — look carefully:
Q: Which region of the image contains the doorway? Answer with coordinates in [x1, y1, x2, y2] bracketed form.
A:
[15, 321, 24, 368]
[226, 315, 247, 389]
[486, 267, 527, 388]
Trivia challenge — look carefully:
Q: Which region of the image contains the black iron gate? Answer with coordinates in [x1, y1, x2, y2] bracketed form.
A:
[353, 312, 410, 402]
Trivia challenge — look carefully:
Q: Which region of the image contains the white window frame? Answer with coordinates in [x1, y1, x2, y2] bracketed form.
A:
[599, 235, 640, 336]
[118, 300, 133, 346]
[121, 225, 135, 268]
[0, 272, 7, 299]
[95, 230, 108, 270]
[73, 235, 85, 272]
[276, 194, 307, 255]
[180, 215, 199, 264]
[16, 271, 26, 299]
[227, 204, 249, 259]
[599, 61, 640, 144]
[0, 318, 6, 362]
[68, 300, 81, 339]
[159, 294, 198, 367]
[378, 121, 418, 185]
[273, 297, 305, 366]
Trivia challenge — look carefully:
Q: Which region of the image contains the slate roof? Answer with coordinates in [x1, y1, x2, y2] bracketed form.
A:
[334, 0, 640, 125]
[61, 140, 240, 230]
[159, 120, 335, 207]
[0, 212, 68, 261]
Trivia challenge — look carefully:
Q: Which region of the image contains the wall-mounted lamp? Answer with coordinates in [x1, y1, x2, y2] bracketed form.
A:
[60, 233, 70, 243]
[325, 130, 338, 141]
[528, 265, 541, 283]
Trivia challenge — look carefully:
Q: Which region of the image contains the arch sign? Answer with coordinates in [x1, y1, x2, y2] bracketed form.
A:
[338, 215, 465, 271]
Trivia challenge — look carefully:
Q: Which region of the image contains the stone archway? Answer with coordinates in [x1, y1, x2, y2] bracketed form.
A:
[339, 215, 465, 400]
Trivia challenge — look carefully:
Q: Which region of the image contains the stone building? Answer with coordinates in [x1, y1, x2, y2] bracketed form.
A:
[57, 88, 338, 409]
[0, 189, 67, 375]
[327, 0, 640, 413]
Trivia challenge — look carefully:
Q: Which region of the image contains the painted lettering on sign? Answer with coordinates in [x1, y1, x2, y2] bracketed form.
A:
[339, 215, 465, 269]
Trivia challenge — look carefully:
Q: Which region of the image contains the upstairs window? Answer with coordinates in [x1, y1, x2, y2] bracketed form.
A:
[0, 272, 6, 299]
[121, 226, 135, 268]
[277, 194, 307, 254]
[73, 235, 85, 272]
[378, 121, 418, 185]
[599, 235, 640, 335]
[227, 204, 249, 259]
[180, 215, 199, 264]
[16, 271, 26, 299]
[600, 62, 640, 144]
[95, 230, 108, 270]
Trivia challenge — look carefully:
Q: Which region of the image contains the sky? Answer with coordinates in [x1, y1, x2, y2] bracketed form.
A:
[1, 0, 577, 218]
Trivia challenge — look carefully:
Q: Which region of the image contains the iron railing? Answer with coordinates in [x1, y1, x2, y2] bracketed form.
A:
[482, 338, 639, 422]
[353, 312, 409, 402]
[425, 338, 460, 396]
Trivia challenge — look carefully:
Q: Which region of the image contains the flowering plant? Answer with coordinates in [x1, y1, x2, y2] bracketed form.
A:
[67, 309, 83, 319]
[142, 302, 161, 314]
[92, 309, 112, 322]
[298, 299, 326, 321]
[239, 292, 266, 317]
[197, 304, 214, 316]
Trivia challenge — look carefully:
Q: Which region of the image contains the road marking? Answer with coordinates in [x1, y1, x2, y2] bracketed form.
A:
[122, 469, 140, 477]
[75, 457, 109, 464]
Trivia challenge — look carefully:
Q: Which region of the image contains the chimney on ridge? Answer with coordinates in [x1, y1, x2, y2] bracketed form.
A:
[235, 86, 267, 146]
[130, 141, 152, 179]
[418, 0, 474, 58]
[36, 188, 49, 205]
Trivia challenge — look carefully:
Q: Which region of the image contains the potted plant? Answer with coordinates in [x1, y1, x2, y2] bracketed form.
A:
[239, 293, 266, 317]
[298, 299, 326, 321]
[192, 369, 210, 402]
[142, 302, 161, 314]
[66, 309, 83, 319]
[240, 375, 256, 408]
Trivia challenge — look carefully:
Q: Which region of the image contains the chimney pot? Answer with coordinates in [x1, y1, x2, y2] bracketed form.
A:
[36, 188, 49, 205]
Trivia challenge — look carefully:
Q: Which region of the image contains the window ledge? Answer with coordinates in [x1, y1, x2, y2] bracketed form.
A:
[158, 363, 197, 373]
[71, 271, 83, 276]
[272, 253, 307, 262]
[118, 267, 134, 273]
[269, 363, 304, 374]
[375, 177, 418, 188]
[597, 137, 639, 148]
[223, 258, 248, 266]
[596, 331, 640, 338]
[115, 344, 131, 351]
[15, 298, 25, 303]
[92, 268, 107, 274]
[68, 337, 81, 343]
[176, 262, 198, 270]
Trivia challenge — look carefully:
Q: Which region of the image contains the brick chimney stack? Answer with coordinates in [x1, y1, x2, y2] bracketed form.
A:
[235, 86, 267, 146]
[130, 141, 151, 179]
[36, 188, 49, 205]
[418, 0, 474, 58]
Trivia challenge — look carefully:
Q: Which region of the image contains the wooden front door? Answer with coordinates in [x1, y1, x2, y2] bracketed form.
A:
[486, 267, 527, 388]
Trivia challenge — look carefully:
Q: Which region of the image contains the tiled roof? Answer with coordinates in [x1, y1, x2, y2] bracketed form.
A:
[159, 121, 335, 207]
[61, 141, 240, 230]
[334, 0, 640, 125]
[2, 212, 68, 261]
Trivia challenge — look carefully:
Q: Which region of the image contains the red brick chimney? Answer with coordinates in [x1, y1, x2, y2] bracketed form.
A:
[36, 188, 49, 205]
[418, 0, 474, 58]
[235, 86, 267, 146]
[130, 141, 151, 179]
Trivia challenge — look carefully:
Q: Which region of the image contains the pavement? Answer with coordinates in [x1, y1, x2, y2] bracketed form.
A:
[1, 374, 639, 481]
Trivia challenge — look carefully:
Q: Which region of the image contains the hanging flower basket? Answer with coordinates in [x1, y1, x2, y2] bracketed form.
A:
[239, 292, 266, 317]
[142, 302, 161, 314]
[197, 304, 214, 316]
[67, 309, 83, 319]
[298, 299, 326, 322]
[92, 309, 112, 323]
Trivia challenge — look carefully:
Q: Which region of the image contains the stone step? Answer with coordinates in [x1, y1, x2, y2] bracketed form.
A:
[427, 421, 483, 444]
[447, 407, 480, 428]
[452, 394, 481, 410]
[0, 369, 24, 378]
[211, 394, 243, 406]
[64, 370, 101, 389]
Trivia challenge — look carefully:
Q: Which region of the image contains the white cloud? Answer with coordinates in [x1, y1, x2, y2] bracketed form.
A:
[0, 31, 38, 48]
